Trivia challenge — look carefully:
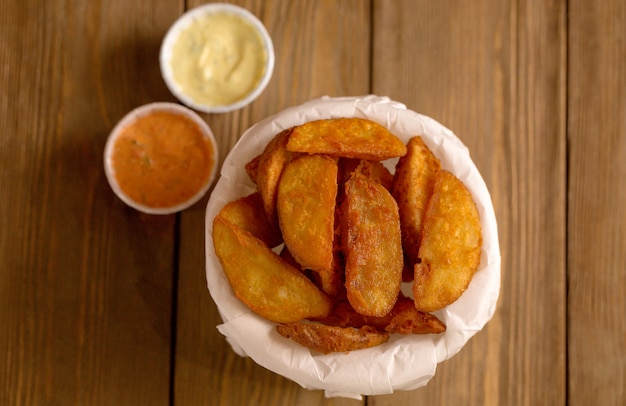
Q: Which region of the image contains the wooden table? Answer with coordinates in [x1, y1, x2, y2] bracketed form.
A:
[1, 0, 624, 404]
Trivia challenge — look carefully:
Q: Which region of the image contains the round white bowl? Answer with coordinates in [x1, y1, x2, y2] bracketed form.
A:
[204, 95, 501, 398]
[104, 102, 218, 215]
[160, 3, 275, 114]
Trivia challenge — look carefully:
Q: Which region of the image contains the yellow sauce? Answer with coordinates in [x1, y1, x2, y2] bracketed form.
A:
[171, 12, 268, 106]
[111, 111, 214, 208]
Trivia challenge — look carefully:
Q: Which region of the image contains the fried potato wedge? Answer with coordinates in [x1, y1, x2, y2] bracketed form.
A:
[341, 173, 403, 317]
[392, 136, 441, 267]
[212, 217, 332, 323]
[279, 245, 343, 298]
[382, 297, 446, 335]
[256, 127, 298, 227]
[413, 170, 482, 312]
[245, 154, 261, 184]
[357, 160, 394, 191]
[286, 118, 407, 160]
[277, 154, 338, 282]
[215, 192, 283, 248]
[337, 159, 395, 224]
[276, 322, 389, 354]
[317, 297, 446, 335]
[339, 159, 393, 192]
[321, 257, 345, 299]
[314, 300, 368, 328]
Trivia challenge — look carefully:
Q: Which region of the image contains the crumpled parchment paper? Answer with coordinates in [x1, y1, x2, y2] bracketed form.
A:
[205, 95, 501, 400]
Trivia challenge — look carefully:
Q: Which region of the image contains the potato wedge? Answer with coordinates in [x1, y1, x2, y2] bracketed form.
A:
[392, 136, 441, 267]
[357, 160, 394, 191]
[339, 158, 393, 193]
[286, 118, 407, 160]
[381, 297, 446, 335]
[256, 127, 298, 227]
[341, 173, 403, 317]
[276, 322, 389, 354]
[313, 300, 368, 329]
[277, 155, 338, 287]
[212, 217, 332, 323]
[317, 297, 446, 335]
[245, 153, 260, 184]
[413, 170, 482, 312]
[215, 192, 283, 248]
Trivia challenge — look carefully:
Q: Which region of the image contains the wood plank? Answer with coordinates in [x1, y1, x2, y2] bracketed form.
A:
[173, 1, 369, 405]
[0, 0, 180, 404]
[568, 1, 626, 404]
[370, 0, 567, 404]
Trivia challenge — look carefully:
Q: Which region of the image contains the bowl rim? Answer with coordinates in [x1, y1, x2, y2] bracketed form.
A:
[159, 3, 275, 114]
[203, 95, 501, 396]
[104, 102, 219, 215]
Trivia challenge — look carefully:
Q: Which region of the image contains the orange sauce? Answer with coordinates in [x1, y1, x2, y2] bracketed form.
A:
[111, 111, 214, 208]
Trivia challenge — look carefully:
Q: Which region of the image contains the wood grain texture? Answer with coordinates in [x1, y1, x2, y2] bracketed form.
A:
[568, 1, 626, 405]
[0, 0, 179, 404]
[371, 0, 567, 404]
[1, 0, 624, 404]
[173, 1, 369, 405]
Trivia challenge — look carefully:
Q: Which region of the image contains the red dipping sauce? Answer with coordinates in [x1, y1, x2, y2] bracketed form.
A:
[105, 103, 217, 214]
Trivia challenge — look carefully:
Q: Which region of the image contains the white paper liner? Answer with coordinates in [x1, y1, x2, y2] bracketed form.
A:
[205, 95, 501, 399]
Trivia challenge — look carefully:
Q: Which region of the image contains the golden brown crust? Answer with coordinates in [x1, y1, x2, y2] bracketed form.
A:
[413, 170, 482, 312]
[341, 173, 403, 317]
[382, 297, 446, 334]
[392, 136, 441, 267]
[276, 322, 389, 354]
[286, 118, 407, 160]
[212, 217, 332, 323]
[245, 154, 261, 184]
[215, 192, 283, 248]
[316, 297, 446, 335]
[277, 154, 343, 297]
[255, 127, 298, 227]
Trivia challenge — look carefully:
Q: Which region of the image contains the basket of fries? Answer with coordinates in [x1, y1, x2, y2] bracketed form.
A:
[205, 95, 500, 399]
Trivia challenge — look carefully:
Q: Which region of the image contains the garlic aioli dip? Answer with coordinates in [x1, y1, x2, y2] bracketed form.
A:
[110, 110, 215, 209]
[170, 11, 268, 107]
